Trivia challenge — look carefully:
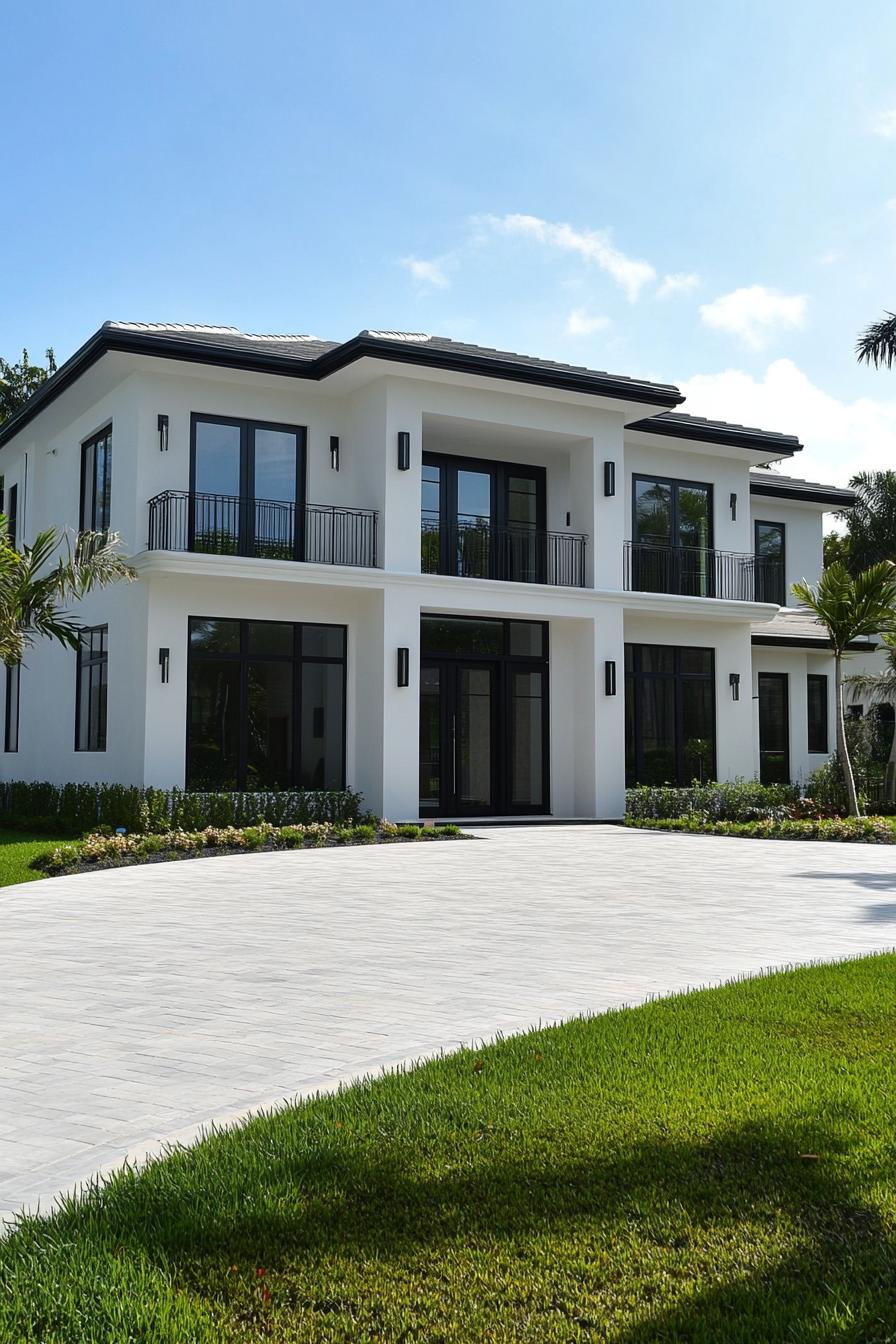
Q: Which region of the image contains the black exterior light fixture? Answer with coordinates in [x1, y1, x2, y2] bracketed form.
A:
[159, 647, 170, 683]
[397, 647, 410, 687]
[729, 672, 740, 701]
[157, 414, 169, 452]
[603, 461, 616, 497]
[397, 431, 411, 471]
[329, 436, 340, 471]
[605, 660, 617, 696]
[729, 491, 737, 521]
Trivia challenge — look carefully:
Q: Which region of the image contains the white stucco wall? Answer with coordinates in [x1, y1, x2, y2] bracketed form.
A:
[749, 495, 826, 606]
[750, 646, 837, 787]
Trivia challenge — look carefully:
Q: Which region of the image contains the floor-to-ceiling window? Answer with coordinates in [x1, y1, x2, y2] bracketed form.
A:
[419, 615, 548, 816]
[190, 415, 305, 559]
[631, 476, 713, 597]
[754, 521, 786, 605]
[421, 454, 546, 583]
[624, 644, 716, 785]
[187, 617, 345, 790]
[758, 672, 790, 783]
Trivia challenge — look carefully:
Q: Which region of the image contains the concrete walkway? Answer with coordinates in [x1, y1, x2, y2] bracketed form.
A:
[1, 824, 894, 1222]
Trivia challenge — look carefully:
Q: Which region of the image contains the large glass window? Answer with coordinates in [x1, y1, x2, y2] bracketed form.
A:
[632, 476, 712, 596]
[186, 617, 346, 791]
[754, 521, 785, 605]
[75, 626, 108, 751]
[807, 673, 828, 754]
[190, 415, 304, 559]
[758, 672, 790, 783]
[421, 453, 545, 582]
[5, 664, 19, 753]
[80, 426, 112, 532]
[7, 484, 18, 550]
[624, 643, 716, 785]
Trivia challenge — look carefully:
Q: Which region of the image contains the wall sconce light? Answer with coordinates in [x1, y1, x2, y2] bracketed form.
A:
[329, 436, 340, 471]
[159, 647, 170, 683]
[605, 660, 617, 696]
[729, 672, 740, 701]
[397, 431, 410, 471]
[397, 647, 410, 687]
[157, 414, 169, 452]
[729, 491, 737, 521]
[603, 461, 616, 497]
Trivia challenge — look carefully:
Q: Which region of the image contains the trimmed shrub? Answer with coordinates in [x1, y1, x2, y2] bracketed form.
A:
[626, 779, 801, 823]
[0, 782, 363, 836]
[626, 815, 896, 843]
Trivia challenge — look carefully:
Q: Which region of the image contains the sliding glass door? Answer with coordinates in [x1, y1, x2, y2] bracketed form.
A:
[632, 476, 713, 596]
[421, 454, 546, 582]
[190, 414, 305, 559]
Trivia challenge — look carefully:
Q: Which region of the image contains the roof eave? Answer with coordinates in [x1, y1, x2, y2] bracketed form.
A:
[628, 415, 802, 457]
[749, 480, 855, 509]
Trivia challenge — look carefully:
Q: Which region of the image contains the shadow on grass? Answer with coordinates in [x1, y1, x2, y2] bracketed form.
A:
[17, 1113, 896, 1341]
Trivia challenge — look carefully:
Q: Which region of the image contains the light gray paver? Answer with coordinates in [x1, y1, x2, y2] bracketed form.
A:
[1, 824, 894, 1222]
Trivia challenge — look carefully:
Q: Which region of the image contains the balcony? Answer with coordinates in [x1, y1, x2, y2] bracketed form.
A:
[623, 541, 783, 603]
[147, 491, 378, 568]
[422, 518, 587, 587]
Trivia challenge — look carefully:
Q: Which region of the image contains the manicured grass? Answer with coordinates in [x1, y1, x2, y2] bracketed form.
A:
[0, 829, 65, 886]
[2, 956, 896, 1341]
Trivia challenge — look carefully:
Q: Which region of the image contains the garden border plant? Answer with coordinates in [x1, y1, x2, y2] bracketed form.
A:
[30, 819, 467, 878]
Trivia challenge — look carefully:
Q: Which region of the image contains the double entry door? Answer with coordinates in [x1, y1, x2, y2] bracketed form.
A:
[419, 616, 548, 817]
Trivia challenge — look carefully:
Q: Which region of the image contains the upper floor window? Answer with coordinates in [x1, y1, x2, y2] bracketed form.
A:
[7, 483, 17, 550]
[75, 626, 108, 751]
[754, 520, 785, 605]
[631, 476, 713, 597]
[81, 426, 112, 532]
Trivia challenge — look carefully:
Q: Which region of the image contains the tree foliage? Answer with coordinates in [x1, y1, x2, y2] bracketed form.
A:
[856, 311, 896, 369]
[0, 348, 57, 424]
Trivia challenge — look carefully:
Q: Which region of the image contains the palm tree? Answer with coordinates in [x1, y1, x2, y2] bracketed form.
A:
[792, 562, 896, 815]
[857, 312, 896, 369]
[0, 517, 135, 667]
[845, 632, 896, 805]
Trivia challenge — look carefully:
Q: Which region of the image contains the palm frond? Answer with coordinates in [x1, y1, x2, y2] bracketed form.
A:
[857, 312, 896, 368]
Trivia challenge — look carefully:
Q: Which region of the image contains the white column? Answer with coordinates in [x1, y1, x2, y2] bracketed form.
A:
[594, 603, 626, 818]
[379, 584, 421, 819]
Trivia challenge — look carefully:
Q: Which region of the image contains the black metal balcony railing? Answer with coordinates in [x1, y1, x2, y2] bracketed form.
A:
[421, 517, 587, 587]
[147, 491, 377, 568]
[623, 541, 784, 603]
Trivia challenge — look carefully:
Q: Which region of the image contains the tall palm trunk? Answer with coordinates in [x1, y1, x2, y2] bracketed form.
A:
[835, 653, 861, 817]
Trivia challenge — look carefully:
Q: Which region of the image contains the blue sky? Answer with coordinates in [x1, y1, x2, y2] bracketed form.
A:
[4, 0, 896, 486]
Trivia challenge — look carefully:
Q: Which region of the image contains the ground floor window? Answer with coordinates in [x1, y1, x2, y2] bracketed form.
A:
[758, 671, 790, 783]
[807, 673, 828, 754]
[187, 617, 346, 791]
[624, 644, 716, 785]
[4, 663, 19, 752]
[419, 615, 548, 816]
[75, 626, 108, 752]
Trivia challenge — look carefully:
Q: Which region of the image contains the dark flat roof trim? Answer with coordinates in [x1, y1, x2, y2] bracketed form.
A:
[628, 413, 802, 455]
[752, 634, 872, 650]
[750, 480, 854, 508]
[0, 328, 685, 447]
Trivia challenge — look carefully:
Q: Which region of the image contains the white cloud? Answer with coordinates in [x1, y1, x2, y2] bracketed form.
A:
[680, 359, 896, 490]
[872, 108, 896, 138]
[401, 255, 450, 290]
[699, 285, 807, 349]
[885, 198, 896, 213]
[656, 272, 700, 299]
[565, 308, 611, 336]
[481, 213, 656, 301]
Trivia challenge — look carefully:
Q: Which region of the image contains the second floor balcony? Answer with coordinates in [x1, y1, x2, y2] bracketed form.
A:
[421, 516, 587, 587]
[623, 541, 784, 604]
[147, 490, 378, 568]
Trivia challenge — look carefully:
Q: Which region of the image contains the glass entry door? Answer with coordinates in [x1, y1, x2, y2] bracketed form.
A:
[419, 616, 548, 817]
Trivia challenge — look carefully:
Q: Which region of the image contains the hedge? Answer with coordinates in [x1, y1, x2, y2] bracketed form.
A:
[625, 780, 801, 823]
[31, 820, 464, 876]
[625, 815, 896, 843]
[0, 782, 364, 836]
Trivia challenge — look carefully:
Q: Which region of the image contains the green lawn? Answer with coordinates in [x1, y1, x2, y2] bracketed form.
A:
[2, 956, 895, 1342]
[0, 829, 65, 885]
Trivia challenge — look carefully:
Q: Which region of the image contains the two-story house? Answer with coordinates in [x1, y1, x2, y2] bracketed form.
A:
[0, 322, 859, 820]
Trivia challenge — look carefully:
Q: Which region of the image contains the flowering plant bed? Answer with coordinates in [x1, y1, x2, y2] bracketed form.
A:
[30, 820, 467, 877]
[625, 815, 896, 843]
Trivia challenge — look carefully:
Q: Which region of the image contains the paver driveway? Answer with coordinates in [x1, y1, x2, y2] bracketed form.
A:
[1, 824, 895, 1222]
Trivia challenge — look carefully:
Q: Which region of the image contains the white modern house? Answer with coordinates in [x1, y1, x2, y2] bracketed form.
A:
[0, 322, 861, 820]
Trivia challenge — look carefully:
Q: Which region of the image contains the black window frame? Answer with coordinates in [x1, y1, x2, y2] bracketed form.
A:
[754, 519, 786, 606]
[758, 671, 790, 784]
[7, 483, 18, 550]
[807, 672, 829, 754]
[624, 643, 717, 786]
[4, 663, 19, 753]
[80, 424, 113, 533]
[631, 474, 715, 550]
[421, 451, 547, 581]
[189, 413, 307, 559]
[186, 616, 347, 791]
[75, 625, 108, 752]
